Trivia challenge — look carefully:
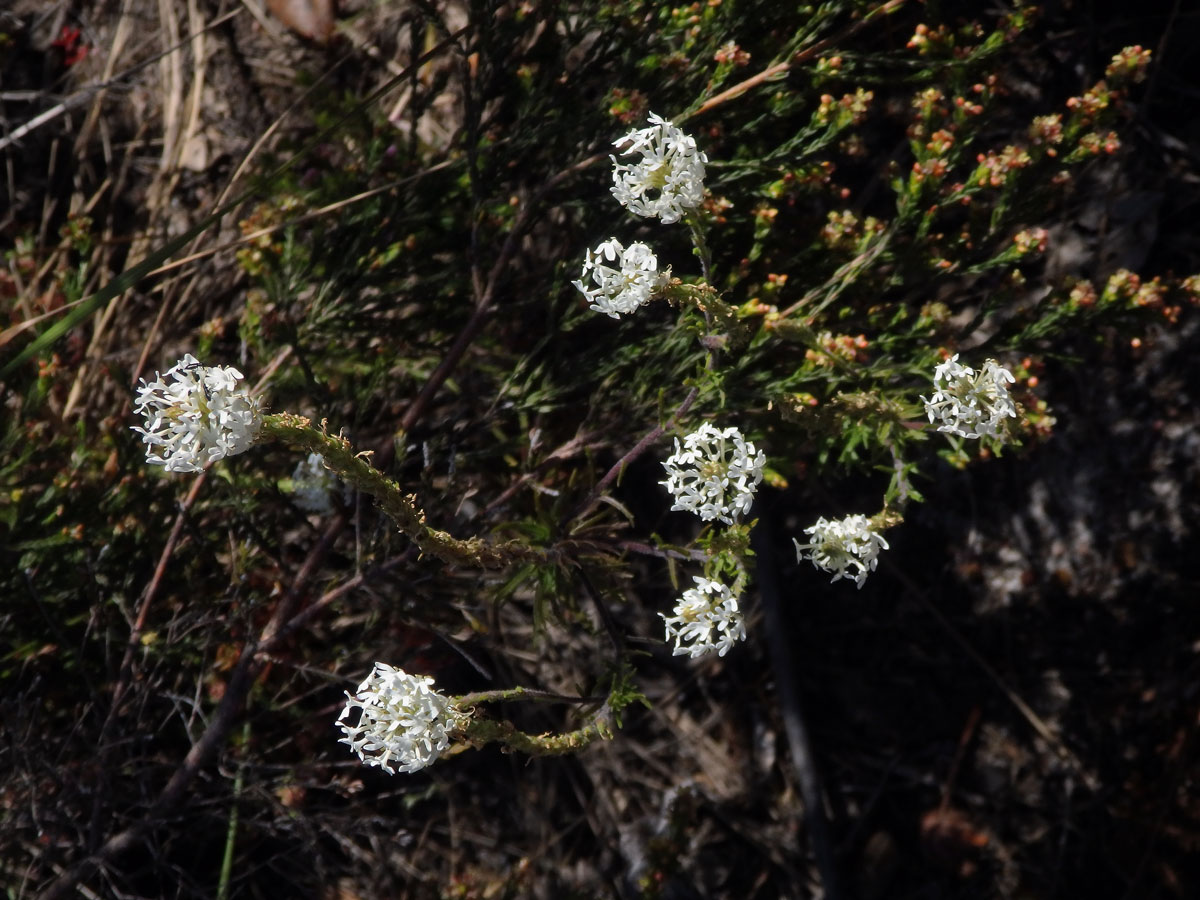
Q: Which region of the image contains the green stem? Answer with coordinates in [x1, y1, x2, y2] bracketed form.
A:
[457, 704, 613, 757]
[260, 414, 551, 569]
[216, 721, 249, 900]
[659, 281, 748, 350]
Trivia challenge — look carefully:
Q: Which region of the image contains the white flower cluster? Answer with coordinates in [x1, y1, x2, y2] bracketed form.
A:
[794, 514, 889, 589]
[572, 238, 669, 318]
[337, 663, 458, 775]
[611, 112, 707, 224]
[660, 423, 765, 524]
[290, 452, 339, 514]
[661, 576, 746, 658]
[576, 115, 706, 320]
[131, 354, 262, 473]
[923, 354, 1017, 439]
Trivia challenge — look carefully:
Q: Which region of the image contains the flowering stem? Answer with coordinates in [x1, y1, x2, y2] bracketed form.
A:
[458, 704, 613, 757]
[261, 413, 550, 569]
[660, 281, 747, 349]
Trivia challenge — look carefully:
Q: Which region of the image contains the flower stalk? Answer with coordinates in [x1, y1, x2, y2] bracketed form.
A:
[457, 707, 613, 757]
[261, 413, 550, 569]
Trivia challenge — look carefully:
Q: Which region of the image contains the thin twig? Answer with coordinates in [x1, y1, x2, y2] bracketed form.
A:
[687, 0, 908, 121]
[394, 152, 605, 447]
[97, 471, 208, 743]
[482, 429, 603, 515]
[144, 164, 457, 279]
[87, 471, 208, 849]
[272, 552, 414, 644]
[563, 385, 700, 529]
[616, 540, 707, 563]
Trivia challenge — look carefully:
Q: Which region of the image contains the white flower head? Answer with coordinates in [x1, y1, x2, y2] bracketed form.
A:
[794, 514, 889, 589]
[290, 452, 339, 514]
[337, 663, 459, 775]
[131, 354, 262, 473]
[660, 423, 765, 524]
[572, 238, 669, 318]
[923, 354, 1017, 439]
[611, 112, 708, 224]
[661, 576, 747, 658]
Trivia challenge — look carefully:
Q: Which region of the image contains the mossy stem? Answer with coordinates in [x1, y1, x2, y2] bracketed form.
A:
[456, 703, 613, 757]
[261, 413, 549, 569]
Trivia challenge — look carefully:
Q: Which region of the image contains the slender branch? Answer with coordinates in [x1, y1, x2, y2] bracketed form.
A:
[617, 540, 708, 563]
[89, 472, 207, 848]
[778, 223, 894, 320]
[687, 0, 907, 120]
[261, 414, 552, 569]
[575, 564, 626, 658]
[272, 552, 413, 644]
[459, 704, 613, 757]
[483, 429, 603, 515]
[395, 152, 605, 446]
[101, 472, 207, 733]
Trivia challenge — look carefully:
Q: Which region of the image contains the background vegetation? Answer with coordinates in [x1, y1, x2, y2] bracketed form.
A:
[3, 1, 1199, 897]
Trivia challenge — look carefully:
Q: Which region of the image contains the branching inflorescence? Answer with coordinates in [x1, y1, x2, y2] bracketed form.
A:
[127, 89, 1048, 781]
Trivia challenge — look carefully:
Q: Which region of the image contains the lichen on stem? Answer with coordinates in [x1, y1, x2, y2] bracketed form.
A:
[455, 704, 614, 757]
[260, 413, 550, 569]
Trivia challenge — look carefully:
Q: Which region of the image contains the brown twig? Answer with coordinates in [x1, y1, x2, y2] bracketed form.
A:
[102, 471, 207, 726]
[753, 516, 843, 900]
[562, 386, 701, 530]
[271, 551, 414, 644]
[482, 429, 605, 515]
